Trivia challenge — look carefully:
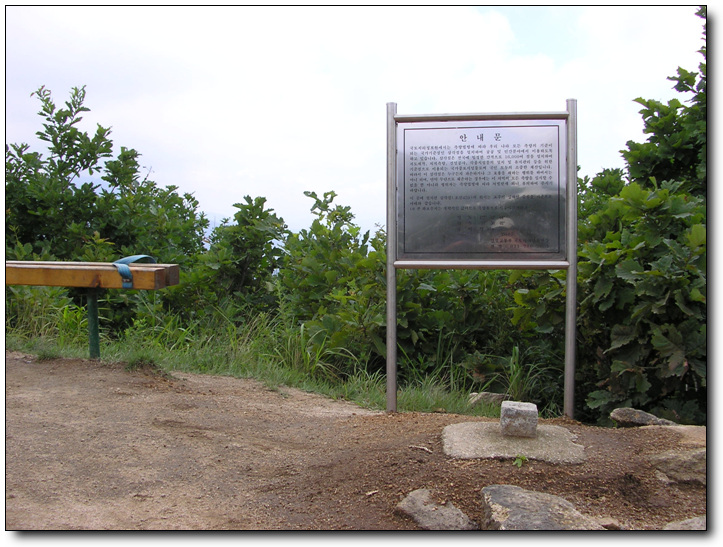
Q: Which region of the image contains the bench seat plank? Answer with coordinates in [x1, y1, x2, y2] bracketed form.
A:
[5, 261, 179, 290]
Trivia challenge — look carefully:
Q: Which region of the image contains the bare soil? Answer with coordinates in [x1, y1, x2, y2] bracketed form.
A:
[5, 350, 706, 530]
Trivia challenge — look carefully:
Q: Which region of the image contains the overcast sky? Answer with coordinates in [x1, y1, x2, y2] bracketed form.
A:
[4, 4, 706, 233]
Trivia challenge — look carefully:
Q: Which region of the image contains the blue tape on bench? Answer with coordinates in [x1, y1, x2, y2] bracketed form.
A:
[114, 255, 157, 265]
[113, 263, 133, 288]
[112, 255, 157, 289]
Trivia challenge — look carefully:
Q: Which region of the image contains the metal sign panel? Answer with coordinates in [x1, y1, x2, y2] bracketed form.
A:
[394, 116, 568, 268]
[386, 102, 579, 417]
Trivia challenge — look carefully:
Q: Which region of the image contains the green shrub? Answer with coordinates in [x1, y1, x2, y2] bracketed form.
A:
[5, 9, 704, 423]
[512, 11, 706, 423]
[578, 180, 706, 423]
[276, 190, 531, 394]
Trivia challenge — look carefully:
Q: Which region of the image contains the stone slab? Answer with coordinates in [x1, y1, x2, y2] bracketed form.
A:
[645, 425, 706, 447]
[481, 484, 605, 530]
[442, 422, 585, 464]
[650, 448, 706, 485]
[396, 489, 478, 530]
[663, 516, 706, 530]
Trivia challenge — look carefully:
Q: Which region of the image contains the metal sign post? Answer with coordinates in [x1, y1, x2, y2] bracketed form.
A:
[386, 101, 578, 417]
[386, 102, 398, 413]
[564, 99, 578, 418]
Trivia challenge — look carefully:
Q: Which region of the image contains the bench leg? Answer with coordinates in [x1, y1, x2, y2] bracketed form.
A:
[87, 289, 100, 359]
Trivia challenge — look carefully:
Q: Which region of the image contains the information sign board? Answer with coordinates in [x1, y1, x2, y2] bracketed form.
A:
[396, 119, 567, 264]
[397, 120, 566, 261]
[386, 102, 579, 417]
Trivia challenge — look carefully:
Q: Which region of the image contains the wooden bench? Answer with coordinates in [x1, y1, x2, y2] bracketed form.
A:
[5, 259, 180, 359]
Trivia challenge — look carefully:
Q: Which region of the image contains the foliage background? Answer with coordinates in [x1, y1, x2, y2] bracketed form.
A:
[5, 8, 706, 424]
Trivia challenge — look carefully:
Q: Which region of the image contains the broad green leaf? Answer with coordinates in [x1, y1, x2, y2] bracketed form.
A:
[609, 324, 637, 351]
[689, 287, 706, 303]
[616, 259, 643, 282]
[686, 224, 706, 248]
[674, 291, 696, 316]
[598, 297, 615, 312]
[651, 326, 686, 374]
[619, 182, 648, 205]
[513, 289, 529, 306]
[611, 360, 634, 374]
[586, 390, 614, 409]
[593, 276, 614, 300]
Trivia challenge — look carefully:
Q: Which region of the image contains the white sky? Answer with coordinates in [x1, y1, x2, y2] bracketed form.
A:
[4, 4, 706, 233]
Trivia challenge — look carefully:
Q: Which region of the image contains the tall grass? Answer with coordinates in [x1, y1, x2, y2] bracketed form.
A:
[469, 345, 564, 417]
[5, 286, 73, 339]
[4, 290, 558, 417]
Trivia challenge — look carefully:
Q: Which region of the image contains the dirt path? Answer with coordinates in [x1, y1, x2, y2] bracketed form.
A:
[5, 351, 706, 530]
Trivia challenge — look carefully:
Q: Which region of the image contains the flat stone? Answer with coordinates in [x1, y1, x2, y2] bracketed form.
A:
[442, 422, 585, 464]
[480, 485, 605, 530]
[663, 515, 706, 530]
[396, 489, 478, 530]
[657, 425, 707, 447]
[500, 401, 538, 437]
[610, 407, 677, 427]
[469, 391, 510, 407]
[595, 516, 623, 530]
[650, 448, 706, 485]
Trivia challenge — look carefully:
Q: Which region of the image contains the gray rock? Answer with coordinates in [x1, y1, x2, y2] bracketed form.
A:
[651, 448, 706, 485]
[663, 515, 706, 530]
[396, 488, 478, 530]
[665, 425, 707, 447]
[594, 516, 623, 530]
[469, 391, 510, 407]
[480, 485, 605, 530]
[610, 407, 677, 427]
[500, 401, 538, 437]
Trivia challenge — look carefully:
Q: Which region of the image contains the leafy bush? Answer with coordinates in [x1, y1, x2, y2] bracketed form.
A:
[276, 191, 539, 397]
[623, 9, 706, 201]
[6, 86, 209, 264]
[513, 10, 706, 423]
[579, 11, 707, 424]
[5, 8, 705, 423]
[276, 190, 388, 376]
[578, 179, 706, 423]
[395, 267, 523, 387]
[164, 195, 287, 321]
[5, 86, 113, 260]
[6, 85, 209, 334]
